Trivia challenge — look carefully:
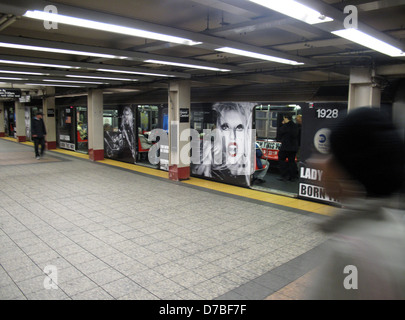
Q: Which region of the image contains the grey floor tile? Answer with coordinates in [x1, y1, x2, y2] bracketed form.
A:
[25, 287, 70, 300]
[16, 274, 46, 295]
[58, 275, 98, 297]
[86, 267, 126, 286]
[128, 268, 167, 287]
[101, 278, 142, 299]
[6, 264, 44, 283]
[0, 283, 26, 300]
[70, 286, 114, 300]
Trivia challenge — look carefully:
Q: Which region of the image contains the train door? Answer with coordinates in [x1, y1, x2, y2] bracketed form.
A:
[254, 104, 302, 196]
[76, 106, 88, 153]
[5, 105, 15, 137]
[57, 106, 76, 151]
[136, 105, 160, 165]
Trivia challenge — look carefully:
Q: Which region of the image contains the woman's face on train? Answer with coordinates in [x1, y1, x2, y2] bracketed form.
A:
[217, 109, 246, 162]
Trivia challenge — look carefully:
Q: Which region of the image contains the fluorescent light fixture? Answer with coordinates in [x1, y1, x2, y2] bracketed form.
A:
[249, 0, 333, 25]
[216, 47, 304, 65]
[0, 77, 27, 80]
[25, 83, 83, 87]
[332, 28, 405, 57]
[97, 68, 176, 77]
[0, 59, 79, 69]
[66, 75, 138, 81]
[24, 10, 202, 46]
[145, 59, 231, 72]
[0, 69, 48, 75]
[43, 79, 106, 85]
[0, 42, 128, 60]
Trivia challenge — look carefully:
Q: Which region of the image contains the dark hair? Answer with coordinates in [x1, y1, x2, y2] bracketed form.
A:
[36, 111, 43, 116]
[283, 114, 292, 120]
[330, 107, 405, 197]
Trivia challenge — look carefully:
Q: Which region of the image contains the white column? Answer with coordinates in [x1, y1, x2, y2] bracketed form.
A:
[0, 102, 4, 137]
[348, 67, 381, 111]
[15, 100, 26, 142]
[168, 80, 191, 181]
[392, 79, 405, 140]
[42, 87, 56, 149]
[87, 89, 104, 161]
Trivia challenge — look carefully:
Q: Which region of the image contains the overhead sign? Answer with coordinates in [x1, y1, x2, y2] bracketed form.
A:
[19, 95, 31, 103]
[0, 89, 22, 98]
[179, 108, 190, 123]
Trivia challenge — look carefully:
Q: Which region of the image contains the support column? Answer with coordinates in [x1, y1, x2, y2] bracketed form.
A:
[348, 67, 381, 111]
[0, 102, 4, 137]
[168, 80, 191, 181]
[392, 79, 405, 141]
[87, 89, 104, 161]
[15, 101, 26, 142]
[43, 87, 57, 149]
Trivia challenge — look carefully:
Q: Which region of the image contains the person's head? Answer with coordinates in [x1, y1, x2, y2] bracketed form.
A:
[283, 114, 292, 121]
[296, 114, 302, 125]
[78, 121, 83, 126]
[36, 112, 43, 119]
[323, 107, 405, 199]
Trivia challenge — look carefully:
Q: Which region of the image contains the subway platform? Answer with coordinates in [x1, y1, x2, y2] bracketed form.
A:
[0, 137, 333, 300]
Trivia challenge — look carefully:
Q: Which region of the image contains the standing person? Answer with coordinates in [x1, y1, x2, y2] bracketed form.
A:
[277, 114, 299, 181]
[31, 111, 47, 160]
[307, 107, 405, 300]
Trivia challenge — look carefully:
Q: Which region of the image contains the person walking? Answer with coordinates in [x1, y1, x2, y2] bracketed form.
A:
[307, 107, 405, 300]
[277, 114, 299, 181]
[31, 111, 47, 159]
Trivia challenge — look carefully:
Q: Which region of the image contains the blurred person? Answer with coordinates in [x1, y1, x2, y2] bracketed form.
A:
[31, 111, 47, 160]
[307, 107, 405, 300]
[277, 113, 299, 181]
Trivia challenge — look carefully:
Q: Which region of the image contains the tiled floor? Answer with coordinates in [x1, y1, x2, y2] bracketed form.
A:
[0, 138, 330, 300]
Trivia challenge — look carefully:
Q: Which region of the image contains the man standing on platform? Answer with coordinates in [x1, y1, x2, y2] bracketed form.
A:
[277, 114, 299, 181]
[31, 111, 47, 160]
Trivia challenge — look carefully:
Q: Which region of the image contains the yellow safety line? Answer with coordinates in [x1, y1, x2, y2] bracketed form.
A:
[1, 137, 333, 216]
[182, 177, 333, 216]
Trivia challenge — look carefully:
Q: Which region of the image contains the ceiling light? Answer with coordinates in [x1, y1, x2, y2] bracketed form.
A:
[249, 0, 333, 25]
[96, 68, 176, 77]
[25, 83, 83, 87]
[216, 47, 304, 65]
[0, 69, 48, 75]
[332, 28, 405, 57]
[0, 59, 79, 69]
[24, 10, 202, 46]
[0, 77, 27, 80]
[66, 75, 138, 81]
[0, 42, 128, 60]
[144, 59, 231, 72]
[43, 79, 106, 85]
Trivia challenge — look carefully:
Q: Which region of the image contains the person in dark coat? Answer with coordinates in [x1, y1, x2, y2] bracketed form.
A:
[277, 114, 299, 181]
[31, 111, 47, 159]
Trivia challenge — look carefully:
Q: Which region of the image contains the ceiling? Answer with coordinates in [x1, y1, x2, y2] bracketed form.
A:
[0, 0, 404, 105]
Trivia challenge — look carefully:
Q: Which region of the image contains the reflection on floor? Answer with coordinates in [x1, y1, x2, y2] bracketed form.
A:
[251, 166, 299, 197]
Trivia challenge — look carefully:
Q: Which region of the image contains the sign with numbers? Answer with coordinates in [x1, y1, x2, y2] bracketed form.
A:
[298, 102, 347, 204]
